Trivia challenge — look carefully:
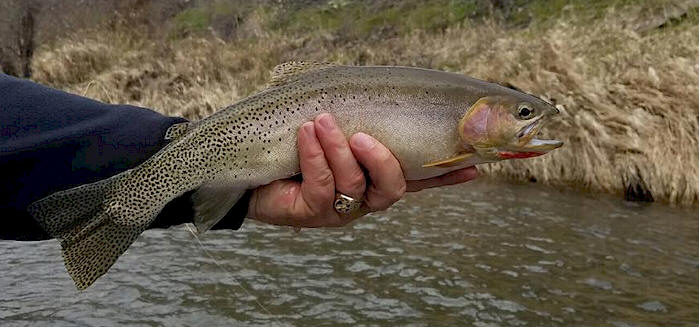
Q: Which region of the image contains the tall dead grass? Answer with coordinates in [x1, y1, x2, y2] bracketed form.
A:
[30, 3, 698, 205]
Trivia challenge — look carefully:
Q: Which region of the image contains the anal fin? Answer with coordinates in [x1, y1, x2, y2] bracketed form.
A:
[422, 152, 474, 168]
[192, 181, 247, 233]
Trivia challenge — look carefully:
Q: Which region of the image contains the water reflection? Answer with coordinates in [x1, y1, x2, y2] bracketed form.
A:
[1, 179, 697, 326]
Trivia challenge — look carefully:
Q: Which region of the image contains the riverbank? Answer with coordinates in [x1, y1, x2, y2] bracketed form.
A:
[25, 0, 699, 205]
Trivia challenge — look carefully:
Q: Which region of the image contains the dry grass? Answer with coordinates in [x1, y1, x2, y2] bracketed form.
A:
[30, 1, 698, 205]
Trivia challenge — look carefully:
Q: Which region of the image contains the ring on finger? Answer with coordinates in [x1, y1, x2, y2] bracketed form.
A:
[333, 192, 363, 214]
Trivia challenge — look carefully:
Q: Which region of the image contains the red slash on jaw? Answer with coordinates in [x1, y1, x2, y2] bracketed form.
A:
[498, 151, 545, 159]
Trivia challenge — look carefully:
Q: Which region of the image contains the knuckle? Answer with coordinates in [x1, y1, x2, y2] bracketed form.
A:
[307, 147, 325, 161]
[365, 184, 405, 211]
[309, 202, 330, 219]
[327, 137, 347, 152]
[391, 183, 407, 202]
[313, 170, 335, 187]
[343, 170, 366, 194]
[365, 196, 391, 211]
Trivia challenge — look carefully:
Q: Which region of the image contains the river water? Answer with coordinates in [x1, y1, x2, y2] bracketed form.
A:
[1, 179, 697, 326]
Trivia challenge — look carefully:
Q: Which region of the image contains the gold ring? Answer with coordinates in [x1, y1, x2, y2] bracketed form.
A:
[334, 192, 363, 214]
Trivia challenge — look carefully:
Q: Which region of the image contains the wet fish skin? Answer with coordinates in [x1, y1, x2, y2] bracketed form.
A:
[28, 63, 562, 289]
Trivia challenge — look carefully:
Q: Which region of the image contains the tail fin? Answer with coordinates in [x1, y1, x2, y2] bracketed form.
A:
[27, 171, 149, 289]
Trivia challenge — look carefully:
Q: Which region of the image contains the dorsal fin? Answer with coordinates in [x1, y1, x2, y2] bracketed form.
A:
[164, 122, 190, 140]
[267, 61, 335, 87]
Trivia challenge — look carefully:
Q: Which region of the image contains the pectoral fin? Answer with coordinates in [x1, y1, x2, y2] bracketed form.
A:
[422, 153, 474, 168]
[192, 181, 247, 233]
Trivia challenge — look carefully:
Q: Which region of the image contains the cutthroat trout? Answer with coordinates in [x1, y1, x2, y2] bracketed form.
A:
[28, 62, 563, 289]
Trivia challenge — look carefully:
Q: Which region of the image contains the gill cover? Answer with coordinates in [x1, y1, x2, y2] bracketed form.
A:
[458, 97, 509, 148]
[422, 98, 495, 168]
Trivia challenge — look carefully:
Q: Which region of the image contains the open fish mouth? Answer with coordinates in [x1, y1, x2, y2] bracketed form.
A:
[517, 119, 540, 139]
[511, 118, 563, 153]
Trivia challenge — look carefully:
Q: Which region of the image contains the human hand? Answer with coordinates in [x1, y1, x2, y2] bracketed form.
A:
[246, 113, 478, 228]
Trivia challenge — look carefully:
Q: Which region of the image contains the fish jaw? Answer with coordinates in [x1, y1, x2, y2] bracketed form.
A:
[497, 151, 546, 159]
[496, 135, 563, 160]
[501, 116, 563, 157]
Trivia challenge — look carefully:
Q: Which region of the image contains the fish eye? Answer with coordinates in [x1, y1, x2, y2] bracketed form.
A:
[517, 104, 535, 119]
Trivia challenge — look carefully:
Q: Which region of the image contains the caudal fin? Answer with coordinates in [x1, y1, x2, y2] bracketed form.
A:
[27, 172, 150, 289]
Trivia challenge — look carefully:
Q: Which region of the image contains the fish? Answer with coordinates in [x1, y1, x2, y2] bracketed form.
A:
[27, 62, 563, 289]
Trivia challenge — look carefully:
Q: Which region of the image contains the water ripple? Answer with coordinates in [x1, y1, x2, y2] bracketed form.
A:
[1, 179, 697, 325]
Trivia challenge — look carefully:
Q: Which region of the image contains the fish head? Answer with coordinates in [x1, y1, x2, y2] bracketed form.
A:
[459, 95, 563, 161]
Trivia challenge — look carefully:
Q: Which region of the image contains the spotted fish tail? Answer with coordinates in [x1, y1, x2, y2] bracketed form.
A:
[27, 171, 147, 289]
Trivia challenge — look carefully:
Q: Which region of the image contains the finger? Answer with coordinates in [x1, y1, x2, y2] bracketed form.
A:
[248, 179, 342, 228]
[314, 113, 366, 199]
[297, 122, 335, 215]
[246, 179, 301, 226]
[349, 133, 406, 211]
[406, 166, 479, 192]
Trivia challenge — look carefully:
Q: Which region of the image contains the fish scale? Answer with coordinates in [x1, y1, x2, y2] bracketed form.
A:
[27, 63, 562, 289]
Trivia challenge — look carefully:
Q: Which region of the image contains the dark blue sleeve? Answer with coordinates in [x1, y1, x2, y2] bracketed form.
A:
[0, 73, 247, 240]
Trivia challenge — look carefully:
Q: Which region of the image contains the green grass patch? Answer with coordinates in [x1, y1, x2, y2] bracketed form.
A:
[267, 0, 493, 40]
[168, 0, 698, 42]
[508, 0, 695, 28]
[171, 8, 210, 37]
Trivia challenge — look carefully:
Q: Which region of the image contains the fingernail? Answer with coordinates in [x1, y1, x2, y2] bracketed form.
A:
[302, 122, 315, 136]
[351, 133, 375, 150]
[317, 113, 335, 130]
